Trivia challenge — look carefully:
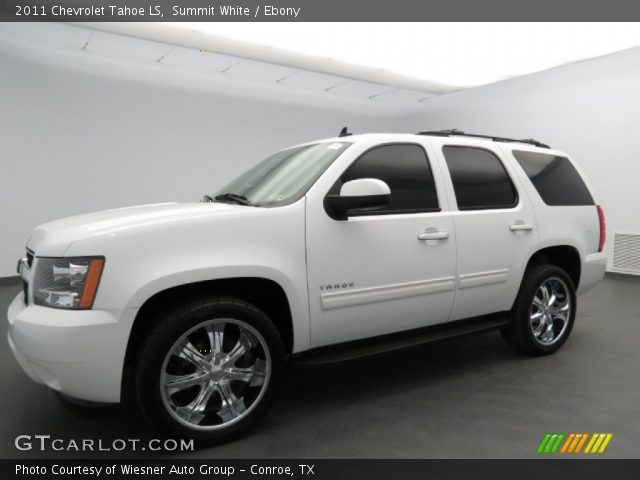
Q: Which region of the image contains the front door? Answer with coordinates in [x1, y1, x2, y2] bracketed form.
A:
[305, 143, 457, 348]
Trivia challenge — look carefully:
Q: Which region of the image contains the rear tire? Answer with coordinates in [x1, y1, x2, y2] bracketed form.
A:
[135, 295, 284, 441]
[501, 264, 576, 355]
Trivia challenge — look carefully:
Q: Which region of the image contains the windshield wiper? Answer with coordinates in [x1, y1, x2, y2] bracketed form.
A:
[213, 193, 254, 206]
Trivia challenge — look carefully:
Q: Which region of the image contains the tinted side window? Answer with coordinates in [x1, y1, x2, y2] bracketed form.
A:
[443, 146, 517, 210]
[340, 144, 439, 214]
[512, 150, 594, 206]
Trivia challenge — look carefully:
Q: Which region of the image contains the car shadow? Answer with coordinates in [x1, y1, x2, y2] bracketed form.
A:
[3, 330, 528, 458]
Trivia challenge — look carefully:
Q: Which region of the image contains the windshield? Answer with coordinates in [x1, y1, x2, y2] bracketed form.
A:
[214, 142, 351, 207]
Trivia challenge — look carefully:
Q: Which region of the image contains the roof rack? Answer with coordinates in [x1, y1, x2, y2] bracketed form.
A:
[417, 129, 550, 149]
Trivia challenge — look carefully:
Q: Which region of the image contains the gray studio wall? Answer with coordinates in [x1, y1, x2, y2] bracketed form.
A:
[408, 47, 640, 270]
[0, 34, 422, 278]
[3, 33, 638, 278]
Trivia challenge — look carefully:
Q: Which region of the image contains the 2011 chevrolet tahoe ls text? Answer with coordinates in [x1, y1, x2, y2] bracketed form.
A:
[8, 130, 607, 441]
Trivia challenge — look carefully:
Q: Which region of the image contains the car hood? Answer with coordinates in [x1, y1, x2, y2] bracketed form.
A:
[27, 202, 243, 256]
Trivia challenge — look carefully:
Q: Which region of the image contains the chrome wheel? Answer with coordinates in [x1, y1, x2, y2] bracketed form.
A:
[160, 318, 271, 430]
[530, 276, 572, 346]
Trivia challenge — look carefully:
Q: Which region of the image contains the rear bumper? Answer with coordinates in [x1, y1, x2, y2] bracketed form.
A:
[577, 252, 607, 295]
[7, 293, 138, 403]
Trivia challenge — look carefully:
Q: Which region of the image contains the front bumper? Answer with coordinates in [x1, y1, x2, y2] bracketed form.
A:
[577, 252, 607, 296]
[7, 293, 138, 403]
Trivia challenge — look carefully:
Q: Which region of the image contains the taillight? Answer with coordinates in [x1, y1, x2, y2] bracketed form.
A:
[597, 205, 606, 252]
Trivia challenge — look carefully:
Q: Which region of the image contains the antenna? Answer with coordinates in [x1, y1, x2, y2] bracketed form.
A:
[338, 127, 352, 137]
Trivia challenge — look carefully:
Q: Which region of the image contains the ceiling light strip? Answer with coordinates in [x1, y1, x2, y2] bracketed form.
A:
[69, 22, 453, 94]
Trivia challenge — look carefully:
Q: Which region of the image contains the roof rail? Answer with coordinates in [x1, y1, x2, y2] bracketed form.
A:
[417, 129, 550, 149]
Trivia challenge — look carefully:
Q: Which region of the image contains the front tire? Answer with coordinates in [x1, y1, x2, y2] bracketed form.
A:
[135, 296, 284, 441]
[501, 264, 576, 355]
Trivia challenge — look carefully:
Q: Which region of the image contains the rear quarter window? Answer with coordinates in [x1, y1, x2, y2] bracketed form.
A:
[512, 150, 594, 206]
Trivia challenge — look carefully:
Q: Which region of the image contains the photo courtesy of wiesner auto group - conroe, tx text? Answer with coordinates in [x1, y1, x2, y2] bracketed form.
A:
[16, 462, 306, 477]
[1, 2, 640, 479]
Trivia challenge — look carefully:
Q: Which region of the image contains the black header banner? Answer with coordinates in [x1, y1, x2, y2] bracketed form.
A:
[2, 0, 640, 21]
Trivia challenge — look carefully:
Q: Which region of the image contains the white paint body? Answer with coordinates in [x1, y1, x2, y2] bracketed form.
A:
[7, 134, 607, 402]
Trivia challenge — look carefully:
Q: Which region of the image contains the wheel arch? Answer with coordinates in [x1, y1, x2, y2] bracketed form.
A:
[123, 277, 295, 369]
[523, 245, 582, 290]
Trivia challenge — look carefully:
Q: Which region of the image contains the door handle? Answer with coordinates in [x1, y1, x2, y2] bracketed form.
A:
[418, 231, 450, 241]
[509, 223, 534, 232]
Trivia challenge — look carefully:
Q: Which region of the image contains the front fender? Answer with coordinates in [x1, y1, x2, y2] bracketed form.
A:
[64, 201, 310, 351]
[124, 265, 311, 353]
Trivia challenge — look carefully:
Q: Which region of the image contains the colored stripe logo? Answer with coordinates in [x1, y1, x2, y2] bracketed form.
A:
[537, 433, 613, 454]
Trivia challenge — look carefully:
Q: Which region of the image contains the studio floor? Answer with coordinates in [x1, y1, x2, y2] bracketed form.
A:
[1, 276, 638, 459]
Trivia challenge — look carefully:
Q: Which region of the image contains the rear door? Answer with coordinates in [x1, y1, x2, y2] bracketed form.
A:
[437, 143, 540, 320]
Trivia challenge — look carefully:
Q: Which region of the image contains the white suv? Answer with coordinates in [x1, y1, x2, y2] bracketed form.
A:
[8, 130, 607, 440]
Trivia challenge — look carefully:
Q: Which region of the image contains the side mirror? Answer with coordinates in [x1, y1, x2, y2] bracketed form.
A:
[324, 178, 391, 220]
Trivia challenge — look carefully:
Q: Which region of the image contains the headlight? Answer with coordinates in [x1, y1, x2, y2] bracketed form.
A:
[34, 257, 105, 309]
